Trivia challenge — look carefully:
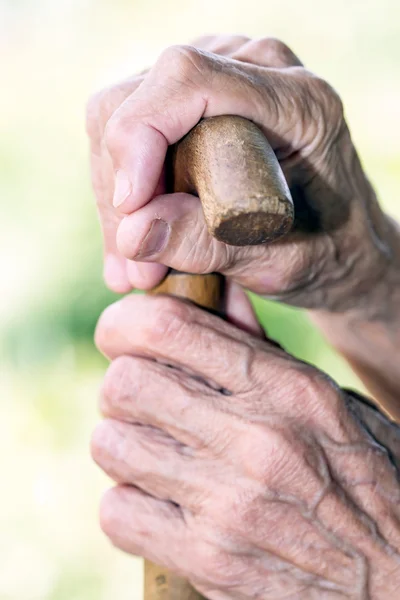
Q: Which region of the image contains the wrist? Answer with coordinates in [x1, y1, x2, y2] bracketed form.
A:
[357, 212, 400, 321]
[310, 296, 400, 420]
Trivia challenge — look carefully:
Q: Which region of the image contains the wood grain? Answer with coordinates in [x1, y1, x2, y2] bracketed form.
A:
[173, 115, 293, 246]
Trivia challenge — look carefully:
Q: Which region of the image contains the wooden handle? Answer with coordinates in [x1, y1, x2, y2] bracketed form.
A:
[172, 115, 293, 246]
[145, 116, 293, 600]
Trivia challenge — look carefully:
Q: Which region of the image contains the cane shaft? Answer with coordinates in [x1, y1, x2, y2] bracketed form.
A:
[145, 277, 221, 600]
[144, 115, 293, 600]
[144, 277, 220, 600]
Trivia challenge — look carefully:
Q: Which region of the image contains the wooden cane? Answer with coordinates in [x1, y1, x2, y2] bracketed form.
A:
[146, 115, 294, 600]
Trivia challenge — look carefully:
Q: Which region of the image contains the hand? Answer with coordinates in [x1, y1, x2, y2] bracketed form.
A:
[86, 35, 396, 313]
[92, 293, 400, 599]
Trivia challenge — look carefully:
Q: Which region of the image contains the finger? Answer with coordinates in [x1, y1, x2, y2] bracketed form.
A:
[91, 149, 132, 292]
[231, 37, 303, 68]
[101, 131, 168, 291]
[100, 485, 271, 596]
[192, 35, 302, 69]
[125, 261, 169, 290]
[98, 355, 226, 449]
[104, 45, 299, 214]
[92, 419, 207, 508]
[87, 77, 146, 292]
[116, 191, 279, 295]
[87, 77, 145, 156]
[99, 484, 191, 572]
[224, 281, 265, 339]
[124, 162, 169, 289]
[117, 192, 229, 271]
[101, 149, 168, 291]
[95, 294, 276, 394]
[117, 185, 313, 297]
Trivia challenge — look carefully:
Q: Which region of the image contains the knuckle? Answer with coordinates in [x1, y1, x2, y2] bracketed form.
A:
[100, 355, 137, 416]
[95, 295, 138, 355]
[148, 295, 192, 345]
[87, 85, 127, 141]
[298, 366, 342, 424]
[103, 111, 126, 155]
[90, 420, 110, 465]
[101, 79, 143, 154]
[90, 419, 127, 467]
[279, 360, 341, 426]
[285, 364, 320, 406]
[304, 73, 344, 125]
[94, 305, 115, 354]
[99, 487, 120, 538]
[94, 300, 121, 354]
[314, 76, 344, 113]
[158, 44, 205, 77]
[235, 346, 268, 397]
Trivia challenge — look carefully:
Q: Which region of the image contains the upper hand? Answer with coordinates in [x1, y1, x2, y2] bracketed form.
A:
[86, 35, 393, 313]
[92, 293, 400, 599]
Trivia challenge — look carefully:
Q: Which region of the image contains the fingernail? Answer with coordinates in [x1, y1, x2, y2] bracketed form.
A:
[113, 170, 132, 208]
[134, 219, 170, 259]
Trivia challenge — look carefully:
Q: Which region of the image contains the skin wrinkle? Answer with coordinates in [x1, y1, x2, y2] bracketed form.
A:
[316, 421, 400, 561]
[261, 489, 361, 590]
[175, 211, 220, 274]
[334, 479, 400, 563]
[93, 293, 400, 597]
[88, 33, 400, 315]
[313, 453, 400, 592]
[195, 547, 347, 600]
[252, 557, 347, 598]
[207, 458, 360, 589]
[87, 35, 400, 599]
[318, 428, 400, 501]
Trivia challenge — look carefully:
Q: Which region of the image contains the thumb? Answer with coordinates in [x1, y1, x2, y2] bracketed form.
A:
[117, 192, 237, 275]
[118, 191, 267, 338]
[117, 193, 267, 292]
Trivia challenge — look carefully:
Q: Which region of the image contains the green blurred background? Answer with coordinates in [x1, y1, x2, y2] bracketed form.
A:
[1, 0, 399, 598]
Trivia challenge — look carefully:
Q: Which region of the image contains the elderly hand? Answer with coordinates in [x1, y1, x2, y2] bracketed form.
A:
[92, 293, 400, 599]
[86, 35, 396, 314]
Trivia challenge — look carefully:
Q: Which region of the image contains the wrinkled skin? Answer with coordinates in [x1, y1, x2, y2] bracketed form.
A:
[87, 35, 400, 599]
[86, 35, 396, 314]
[92, 294, 400, 600]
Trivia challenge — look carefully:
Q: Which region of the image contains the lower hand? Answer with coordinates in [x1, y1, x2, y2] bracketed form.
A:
[92, 293, 400, 599]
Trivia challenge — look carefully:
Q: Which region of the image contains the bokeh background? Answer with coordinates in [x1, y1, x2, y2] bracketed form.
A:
[1, 0, 399, 598]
